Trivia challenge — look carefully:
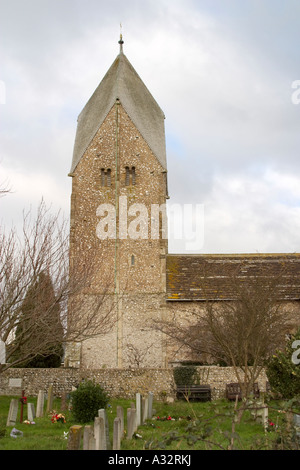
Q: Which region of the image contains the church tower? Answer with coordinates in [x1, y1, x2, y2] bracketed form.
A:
[67, 37, 169, 368]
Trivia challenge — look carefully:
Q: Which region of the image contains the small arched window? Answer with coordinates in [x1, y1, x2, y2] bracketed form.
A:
[101, 168, 111, 187]
[125, 167, 136, 186]
[131, 255, 135, 266]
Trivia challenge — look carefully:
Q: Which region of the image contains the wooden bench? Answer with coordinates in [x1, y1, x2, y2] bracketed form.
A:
[176, 384, 211, 401]
[226, 382, 260, 400]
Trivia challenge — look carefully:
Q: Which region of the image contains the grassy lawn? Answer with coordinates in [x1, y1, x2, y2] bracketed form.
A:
[0, 394, 295, 450]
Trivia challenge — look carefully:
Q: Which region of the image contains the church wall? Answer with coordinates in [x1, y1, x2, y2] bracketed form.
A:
[0, 366, 269, 400]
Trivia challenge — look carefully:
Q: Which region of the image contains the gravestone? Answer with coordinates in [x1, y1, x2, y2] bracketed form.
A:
[6, 399, 18, 426]
[61, 392, 67, 411]
[46, 384, 54, 413]
[0, 340, 5, 364]
[294, 414, 300, 437]
[113, 417, 121, 450]
[142, 397, 148, 423]
[67, 425, 82, 450]
[83, 425, 95, 450]
[94, 416, 105, 450]
[148, 392, 153, 418]
[98, 408, 110, 449]
[36, 390, 45, 417]
[127, 408, 136, 439]
[136, 393, 142, 427]
[117, 405, 124, 437]
[27, 403, 35, 422]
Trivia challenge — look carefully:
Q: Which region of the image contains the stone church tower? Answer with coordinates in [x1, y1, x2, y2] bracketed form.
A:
[67, 37, 169, 368]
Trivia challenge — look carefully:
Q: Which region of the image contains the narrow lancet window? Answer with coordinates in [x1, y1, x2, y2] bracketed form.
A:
[125, 166, 136, 186]
[101, 168, 111, 187]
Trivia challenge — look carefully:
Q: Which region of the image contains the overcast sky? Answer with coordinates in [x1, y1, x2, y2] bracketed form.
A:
[1, 0, 300, 254]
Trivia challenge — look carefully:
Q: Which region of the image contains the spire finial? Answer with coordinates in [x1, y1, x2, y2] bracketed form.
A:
[118, 23, 124, 53]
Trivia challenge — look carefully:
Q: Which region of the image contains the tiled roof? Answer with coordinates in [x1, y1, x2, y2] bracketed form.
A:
[70, 49, 167, 174]
[166, 253, 300, 301]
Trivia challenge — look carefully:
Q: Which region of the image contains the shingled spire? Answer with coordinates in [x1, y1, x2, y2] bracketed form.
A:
[70, 37, 167, 174]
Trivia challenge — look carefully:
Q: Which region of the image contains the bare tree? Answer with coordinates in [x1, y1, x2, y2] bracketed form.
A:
[0, 200, 117, 372]
[154, 261, 295, 398]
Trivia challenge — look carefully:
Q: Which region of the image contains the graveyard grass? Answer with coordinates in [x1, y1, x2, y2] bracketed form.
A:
[0, 395, 293, 450]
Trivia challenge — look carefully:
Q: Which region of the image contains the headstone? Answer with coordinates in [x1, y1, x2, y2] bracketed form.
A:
[27, 403, 35, 422]
[136, 393, 142, 426]
[36, 390, 45, 417]
[0, 340, 6, 364]
[98, 408, 110, 449]
[142, 397, 148, 423]
[67, 425, 82, 450]
[127, 408, 133, 439]
[61, 392, 67, 411]
[127, 408, 136, 439]
[83, 425, 95, 450]
[294, 414, 300, 437]
[254, 404, 269, 430]
[6, 399, 18, 426]
[46, 384, 54, 413]
[113, 417, 121, 450]
[117, 405, 124, 437]
[94, 416, 105, 450]
[148, 392, 154, 418]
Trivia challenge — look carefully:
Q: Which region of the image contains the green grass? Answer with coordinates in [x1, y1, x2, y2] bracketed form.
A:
[0, 395, 292, 450]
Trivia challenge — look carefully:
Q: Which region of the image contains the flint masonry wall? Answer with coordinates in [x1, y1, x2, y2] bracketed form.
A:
[0, 366, 268, 400]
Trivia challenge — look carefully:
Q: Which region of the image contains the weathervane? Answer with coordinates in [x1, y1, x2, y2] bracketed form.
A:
[119, 22, 124, 53]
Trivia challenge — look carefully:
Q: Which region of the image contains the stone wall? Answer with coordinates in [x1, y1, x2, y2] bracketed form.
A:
[0, 366, 268, 400]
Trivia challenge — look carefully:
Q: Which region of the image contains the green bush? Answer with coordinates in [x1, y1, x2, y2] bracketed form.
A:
[173, 366, 197, 385]
[266, 329, 300, 399]
[70, 380, 109, 423]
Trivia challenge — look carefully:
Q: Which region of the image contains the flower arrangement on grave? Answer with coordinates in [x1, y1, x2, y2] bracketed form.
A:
[51, 412, 66, 424]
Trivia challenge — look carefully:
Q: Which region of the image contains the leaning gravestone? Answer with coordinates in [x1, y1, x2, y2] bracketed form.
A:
[6, 399, 19, 426]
